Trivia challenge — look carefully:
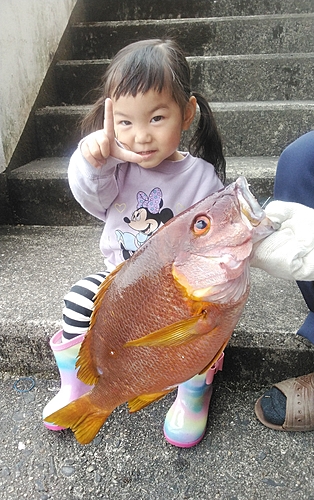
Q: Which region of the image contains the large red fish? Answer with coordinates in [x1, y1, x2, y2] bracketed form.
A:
[45, 177, 277, 444]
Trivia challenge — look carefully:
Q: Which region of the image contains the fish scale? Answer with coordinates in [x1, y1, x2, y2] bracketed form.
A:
[91, 265, 201, 390]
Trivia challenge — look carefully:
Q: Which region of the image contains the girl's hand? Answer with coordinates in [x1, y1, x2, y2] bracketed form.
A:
[80, 98, 143, 168]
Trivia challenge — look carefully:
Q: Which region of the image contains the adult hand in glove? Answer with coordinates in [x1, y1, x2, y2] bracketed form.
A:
[250, 200, 314, 281]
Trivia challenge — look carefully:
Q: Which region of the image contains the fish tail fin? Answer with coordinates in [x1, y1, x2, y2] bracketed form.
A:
[44, 393, 112, 445]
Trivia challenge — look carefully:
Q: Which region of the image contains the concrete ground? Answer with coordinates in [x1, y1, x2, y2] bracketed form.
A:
[1, 372, 314, 500]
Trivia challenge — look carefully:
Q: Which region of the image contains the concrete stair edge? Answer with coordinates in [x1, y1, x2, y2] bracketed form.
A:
[55, 53, 314, 105]
[70, 14, 314, 59]
[6, 156, 278, 225]
[33, 102, 314, 157]
[8, 155, 279, 178]
[73, 12, 314, 25]
[82, 0, 314, 21]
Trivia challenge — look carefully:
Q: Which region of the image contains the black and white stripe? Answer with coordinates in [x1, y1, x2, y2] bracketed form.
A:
[62, 272, 109, 340]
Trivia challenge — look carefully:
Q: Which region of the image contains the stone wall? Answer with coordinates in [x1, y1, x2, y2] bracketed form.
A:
[0, 0, 78, 173]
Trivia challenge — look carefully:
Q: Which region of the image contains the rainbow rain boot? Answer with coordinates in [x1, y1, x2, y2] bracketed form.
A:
[43, 330, 92, 431]
[163, 353, 224, 447]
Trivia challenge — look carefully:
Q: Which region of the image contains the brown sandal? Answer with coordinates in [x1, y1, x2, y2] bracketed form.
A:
[255, 372, 314, 431]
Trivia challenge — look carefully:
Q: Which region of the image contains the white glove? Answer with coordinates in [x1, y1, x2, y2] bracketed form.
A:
[250, 200, 314, 281]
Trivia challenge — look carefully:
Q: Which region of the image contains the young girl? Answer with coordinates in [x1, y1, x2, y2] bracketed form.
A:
[42, 38, 314, 445]
[43, 38, 226, 448]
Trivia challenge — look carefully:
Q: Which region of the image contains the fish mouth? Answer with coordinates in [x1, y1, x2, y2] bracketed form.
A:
[235, 176, 280, 232]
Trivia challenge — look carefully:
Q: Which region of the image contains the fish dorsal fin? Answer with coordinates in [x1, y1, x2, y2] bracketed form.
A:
[128, 389, 173, 413]
[76, 331, 99, 386]
[76, 262, 126, 385]
[90, 261, 125, 329]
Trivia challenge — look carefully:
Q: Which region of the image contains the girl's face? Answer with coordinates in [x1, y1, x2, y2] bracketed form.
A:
[112, 88, 196, 169]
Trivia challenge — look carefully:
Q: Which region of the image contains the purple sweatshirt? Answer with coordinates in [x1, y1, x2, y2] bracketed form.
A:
[68, 149, 223, 271]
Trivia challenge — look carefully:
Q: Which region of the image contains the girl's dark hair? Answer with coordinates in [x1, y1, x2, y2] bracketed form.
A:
[81, 39, 226, 183]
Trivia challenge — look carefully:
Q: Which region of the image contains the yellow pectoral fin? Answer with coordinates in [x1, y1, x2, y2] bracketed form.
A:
[124, 314, 212, 349]
[128, 389, 173, 413]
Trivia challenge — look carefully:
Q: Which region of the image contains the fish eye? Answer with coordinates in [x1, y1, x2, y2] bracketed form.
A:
[193, 215, 211, 235]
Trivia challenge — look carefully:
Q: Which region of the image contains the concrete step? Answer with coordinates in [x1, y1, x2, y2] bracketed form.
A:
[6, 158, 98, 226]
[70, 14, 314, 60]
[34, 101, 314, 157]
[2, 373, 314, 499]
[55, 59, 110, 105]
[56, 53, 314, 105]
[0, 224, 312, 385]
[7, 156, 277, 225]
[82, 0, 314, 21]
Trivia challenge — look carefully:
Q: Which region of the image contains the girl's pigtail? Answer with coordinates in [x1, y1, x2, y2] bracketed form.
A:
[189, 92, 226, 184]
[80, 96, 105, 137]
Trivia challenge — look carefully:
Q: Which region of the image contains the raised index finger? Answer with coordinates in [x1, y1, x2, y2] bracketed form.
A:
[103, 97, 143, 165]
[103, 98, 115, 141]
